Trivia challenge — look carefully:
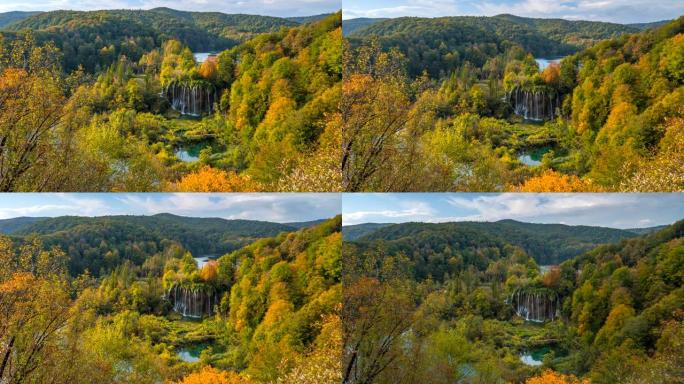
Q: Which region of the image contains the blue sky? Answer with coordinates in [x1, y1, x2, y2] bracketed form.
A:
[0, 193, 341, 223]
[342, 0, 683, 23]
[343, 193, 684, 228]
[0, 0, 340, 17]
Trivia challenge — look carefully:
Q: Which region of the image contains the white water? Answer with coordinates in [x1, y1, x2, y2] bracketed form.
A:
[509, 87, 561, 121]
[511, 288, 559, 322]
[164, 83, 217, 116]
[520, 353, 543, 366]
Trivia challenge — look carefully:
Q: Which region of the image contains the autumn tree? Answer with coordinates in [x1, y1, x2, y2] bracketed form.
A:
[173, 166, 263, 192]
[526, 370, 590, 384]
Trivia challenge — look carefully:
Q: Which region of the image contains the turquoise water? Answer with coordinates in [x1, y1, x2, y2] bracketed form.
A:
[175, 141, 210, 162]
[518, 146, 552, 166]
[520, 346, 551, 366]
[177, 343, 209, 363]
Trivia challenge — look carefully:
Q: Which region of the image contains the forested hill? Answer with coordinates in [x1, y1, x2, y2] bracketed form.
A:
[342, 222, 393, 240]
[0, 8, 299, 72]
[6, 214, 308, 276]
[342, 17, 388, 36]
[0, 216, 47, 234]
[0, 11, 41, 28]
[345, 14, 638, 76]
[555, 220, 684, 381]
[349, 220, 638, 270]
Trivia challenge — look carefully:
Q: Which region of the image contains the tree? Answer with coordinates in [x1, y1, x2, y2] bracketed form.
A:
[526, 370, 589, 384]
[174, 166, 263, 192]
[178, 366, 252, 384]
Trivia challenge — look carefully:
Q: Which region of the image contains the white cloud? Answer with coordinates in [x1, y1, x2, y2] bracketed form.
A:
[0, 0, 340, 16]
[344, 201, 436, 224]
[445, 193, 635, 222]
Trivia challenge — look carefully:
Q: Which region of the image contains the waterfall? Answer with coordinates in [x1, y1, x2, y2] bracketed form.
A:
[166, 284, 219, 318]
[510, 288, 559, 323]
[164, 82, 217, 117]
[509, 87, 561, 121]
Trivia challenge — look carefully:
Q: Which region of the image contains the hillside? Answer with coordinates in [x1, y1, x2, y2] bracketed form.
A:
[0, 216, 47, 233]
[9, 214, 296, 275]
[342, 17, 387, 36]
[0, 11, 41, 28]
[1, 8, 298, 72]
[342, 222, 393, 240]
[346, 14, 637, 77]
[287, 13, 335, 24]
[627, 19, 672, 30]
[555, 220, 684, 381]
[349, 220, 638, 276]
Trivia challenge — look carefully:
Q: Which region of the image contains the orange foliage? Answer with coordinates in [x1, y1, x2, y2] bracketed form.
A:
[199, 261, 219, 282]
[526, 370, 590, 384]
[174, 166, 262, 192]
[178, 366, 252, 384]
[542, 267, 561, 289]
[511, 170, 602, 192]
[199, 57, 218, 81]
[541, 63, 560, 85]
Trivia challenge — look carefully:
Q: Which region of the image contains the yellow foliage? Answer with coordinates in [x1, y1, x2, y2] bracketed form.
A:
[526, 370, 590, 384]
[178, 366, 252, 384]
[511, 170, 602, 192]
[173, 166, 262, 192]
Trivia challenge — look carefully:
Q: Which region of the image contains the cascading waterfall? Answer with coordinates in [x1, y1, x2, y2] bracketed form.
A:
[509, 87, 561, 121]
[163, 82, 217, 117]
[510, 288, 559, 323]
[167, 284, 219, 318]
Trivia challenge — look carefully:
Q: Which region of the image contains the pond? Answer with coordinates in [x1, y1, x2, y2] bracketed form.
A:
[535, 57, 565, 72]
[518, 146, 552, 166]
[177, 343, 209, 363]
[520, 346, 553, 366]
[175, 141, 211, 163]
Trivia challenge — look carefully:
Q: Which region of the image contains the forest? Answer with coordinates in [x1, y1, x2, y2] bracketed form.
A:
[0, 214, 342, 384]
[342, 15, 684, 192]
[343, 219, 684, 383]
[0, 9, 341, 192]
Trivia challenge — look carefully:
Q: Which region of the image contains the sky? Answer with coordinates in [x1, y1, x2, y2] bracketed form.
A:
[343, 193, 684, 228]
[0, 0, 340, 17]
[0, 193, 341, 223]
[342, 0, 682, 23]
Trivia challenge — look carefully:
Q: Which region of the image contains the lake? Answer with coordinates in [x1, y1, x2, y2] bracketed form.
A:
[518, 146, 552, 166]
[194, 255, 216, 269]
[177, 343, 209, 363]
[535, 57, 564, 72]
[194, 52, 215, 63]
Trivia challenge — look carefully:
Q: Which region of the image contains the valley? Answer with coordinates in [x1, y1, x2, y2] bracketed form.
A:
[0, 213, 342, 383]
[343, 217, 684, 383]
[342, 14, 684, 192]
[0, 8, 342, 192]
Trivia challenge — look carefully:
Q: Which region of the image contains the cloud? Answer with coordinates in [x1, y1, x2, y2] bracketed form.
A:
[343, 201, 436, 224]
[113, 193, 338, 222]
[444, 193, 635, 222]
[343, 0, 681, 23]
[0, 0, 340, 16]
